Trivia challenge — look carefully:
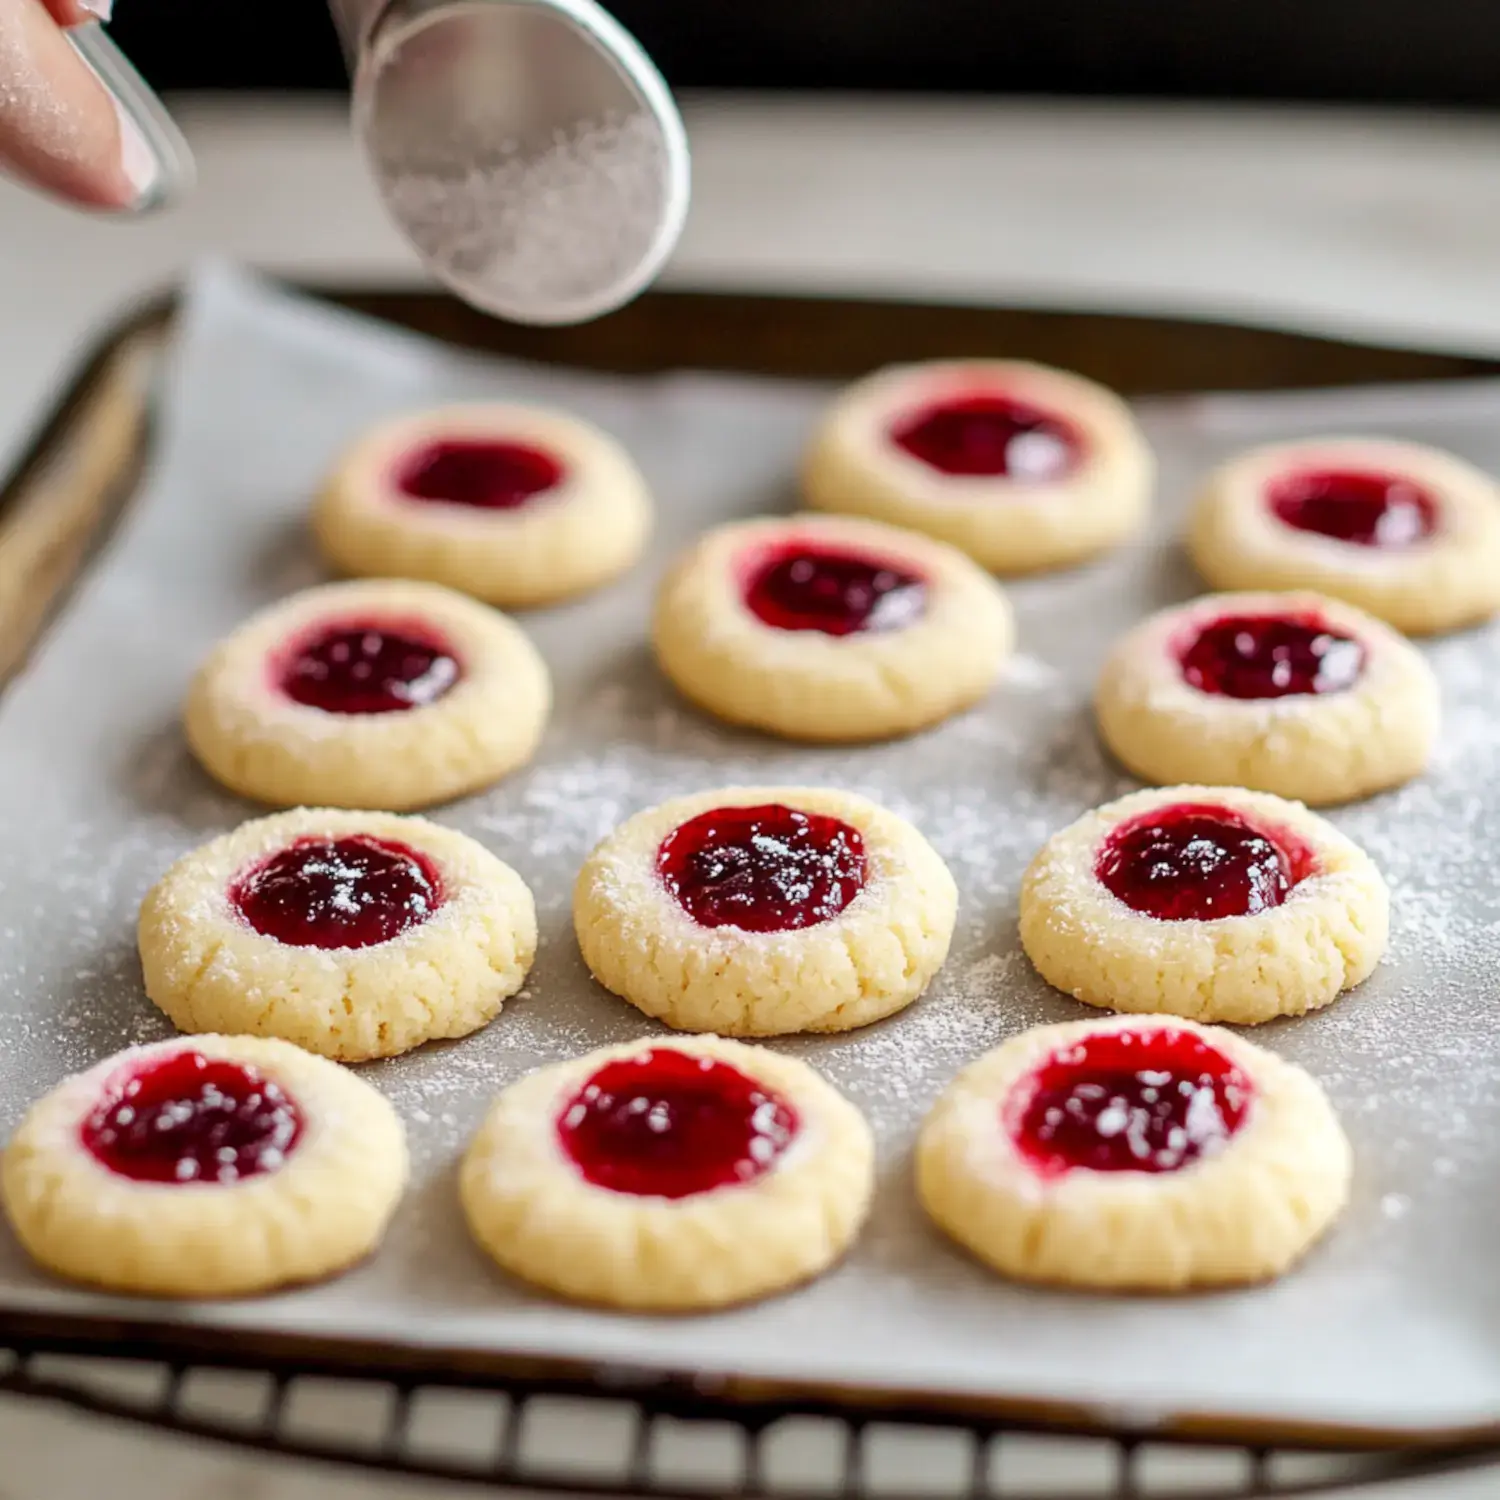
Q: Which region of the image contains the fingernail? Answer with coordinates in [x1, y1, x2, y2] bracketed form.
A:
[77, 0, 114, 20]
[114, 97, 158, 206]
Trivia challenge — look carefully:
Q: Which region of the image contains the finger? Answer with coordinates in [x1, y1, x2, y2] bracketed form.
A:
[37, 0, 111, 28]
[0, 0, 139, 208]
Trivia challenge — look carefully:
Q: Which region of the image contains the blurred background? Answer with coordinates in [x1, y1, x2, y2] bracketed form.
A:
[111, 0, 1500, 103]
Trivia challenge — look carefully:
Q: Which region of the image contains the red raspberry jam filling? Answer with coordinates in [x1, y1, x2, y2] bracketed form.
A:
[232, 835, 443, 950]
[277, 620, 460, 715]
[890, 392, 1084, 480]
[1096, 802, 1314, 922]
[1267, 467, 1438, 548]
[1178, 612, 1365, 700]
[742, 542, 927, 636]
[1008, 1028, 1251, 1177]
[657, 803, 867, 933]
[394, 437, 565, 510]
[82, 1050, 303, 1185]
[557, 1047, 799, 1199]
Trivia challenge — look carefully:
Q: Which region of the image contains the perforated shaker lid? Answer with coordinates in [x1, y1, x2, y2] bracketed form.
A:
[355, 0, 690, 327]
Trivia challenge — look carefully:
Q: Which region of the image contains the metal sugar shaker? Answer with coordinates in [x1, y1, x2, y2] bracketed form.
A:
[328, 0, 691, 326]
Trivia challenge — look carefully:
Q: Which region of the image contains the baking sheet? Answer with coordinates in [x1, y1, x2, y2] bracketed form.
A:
[1, 263, 1498, 1436]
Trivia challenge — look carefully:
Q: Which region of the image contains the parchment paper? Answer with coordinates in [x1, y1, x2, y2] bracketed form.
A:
[0, 264, 1497, 1436]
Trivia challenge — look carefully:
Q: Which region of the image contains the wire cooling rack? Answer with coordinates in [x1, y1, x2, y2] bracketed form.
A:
[2, 1334, 1498, 1499]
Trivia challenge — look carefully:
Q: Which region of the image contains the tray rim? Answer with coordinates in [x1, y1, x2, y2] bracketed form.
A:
[2, 275, 1498, 1456]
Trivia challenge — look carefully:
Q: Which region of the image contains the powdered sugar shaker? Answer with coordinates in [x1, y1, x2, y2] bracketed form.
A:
[327, 0, 690, 326]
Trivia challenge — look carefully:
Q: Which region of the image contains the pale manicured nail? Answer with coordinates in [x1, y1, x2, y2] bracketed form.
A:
[77, 0, 115, 20]
[114, 97, 158, 205]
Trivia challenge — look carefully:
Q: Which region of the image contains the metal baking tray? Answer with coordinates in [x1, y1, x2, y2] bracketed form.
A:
[0, 266, 1498, 1457]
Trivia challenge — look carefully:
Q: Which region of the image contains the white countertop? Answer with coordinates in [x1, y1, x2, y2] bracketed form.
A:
[2, 92, 1499, 1498]
[6, 92, 1500, 468]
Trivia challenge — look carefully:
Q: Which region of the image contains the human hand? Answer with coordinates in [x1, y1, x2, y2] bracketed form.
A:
[0, 0, 155, 209]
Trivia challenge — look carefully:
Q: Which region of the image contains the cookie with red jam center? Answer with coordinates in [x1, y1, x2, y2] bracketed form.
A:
[185, 578, 550, 811]
[1095, 590, 1439, 807]
[802, 359, 1153, 574]
[919, 1016, 1352, 1290]
[140, 808, 537, 1062]
[1189, 437, 1500, 636]
[2, 1036, 407, 1298]
[574, 786, 957, 1036]
[461, 1036, 874, 1310]
[314, 402, 653, 610]
[1019, 785, 1389, 1025]
[652, 513, 1013, 743]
